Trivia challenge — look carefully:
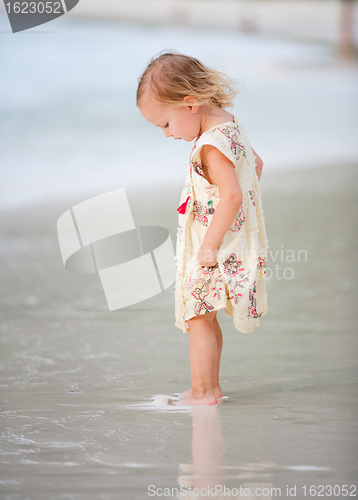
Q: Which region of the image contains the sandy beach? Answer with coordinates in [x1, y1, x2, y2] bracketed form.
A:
[1, 162, 357, 498]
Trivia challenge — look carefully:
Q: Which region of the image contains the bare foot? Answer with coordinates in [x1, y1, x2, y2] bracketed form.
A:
[178, 388, 192, 398]
[175, 391, 217, 406]
[179, 386, 224, 401]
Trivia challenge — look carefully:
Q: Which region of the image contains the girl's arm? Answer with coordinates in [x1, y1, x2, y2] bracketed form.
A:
[252, 148, 263, 181]
[197, 145, 243, 267]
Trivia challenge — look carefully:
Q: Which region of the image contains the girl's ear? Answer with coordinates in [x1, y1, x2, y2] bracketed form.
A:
[183, 95, 199, 113]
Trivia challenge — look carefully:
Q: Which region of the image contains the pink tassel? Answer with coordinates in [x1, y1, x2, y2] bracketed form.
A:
[177, 195, 190, 214]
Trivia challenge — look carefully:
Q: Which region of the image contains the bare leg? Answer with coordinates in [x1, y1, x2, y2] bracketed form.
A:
[213, 315, 223, 401]
[176, 311, 219, 406]
[179, 313, 223, 401]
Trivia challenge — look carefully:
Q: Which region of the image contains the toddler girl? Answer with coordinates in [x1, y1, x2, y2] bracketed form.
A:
[136, 52, 268, 406]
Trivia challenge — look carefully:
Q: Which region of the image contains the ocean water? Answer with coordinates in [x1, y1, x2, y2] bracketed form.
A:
[1, 14, 358, 208]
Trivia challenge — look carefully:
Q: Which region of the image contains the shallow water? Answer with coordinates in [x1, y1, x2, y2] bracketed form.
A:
[1, 163, 357, 499]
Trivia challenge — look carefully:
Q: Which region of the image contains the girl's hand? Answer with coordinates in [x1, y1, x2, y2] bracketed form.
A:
[197, 243, 218, 268]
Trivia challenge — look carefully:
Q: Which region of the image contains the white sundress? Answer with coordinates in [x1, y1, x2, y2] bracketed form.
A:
[174, 117, 268, 334]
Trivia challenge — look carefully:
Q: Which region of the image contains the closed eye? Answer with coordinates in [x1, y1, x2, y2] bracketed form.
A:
[163, 123, 169, 128]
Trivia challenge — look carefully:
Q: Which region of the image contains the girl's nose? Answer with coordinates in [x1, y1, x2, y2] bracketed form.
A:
[164, 129, 172, 138]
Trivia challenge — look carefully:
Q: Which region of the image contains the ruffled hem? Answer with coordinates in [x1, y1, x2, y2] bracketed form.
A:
[175, 299, 268, 334]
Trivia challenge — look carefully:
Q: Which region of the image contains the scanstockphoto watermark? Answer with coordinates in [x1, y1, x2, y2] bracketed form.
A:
[3, 0, 80, 33]
[177, 244, 308, 281]
[57, 188, 307, 313]
[266, 245, 308, 281]
[57, 189, 176, 311]
[148, 484, 357, 497]
[148, 484, 283, 497]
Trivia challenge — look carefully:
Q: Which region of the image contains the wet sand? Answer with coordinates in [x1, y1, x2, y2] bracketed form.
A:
[0, 163, 357, 499]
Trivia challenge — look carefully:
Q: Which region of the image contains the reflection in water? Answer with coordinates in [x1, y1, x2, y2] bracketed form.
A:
[177, 406, 224, 498]
[177, 407, 274, 499]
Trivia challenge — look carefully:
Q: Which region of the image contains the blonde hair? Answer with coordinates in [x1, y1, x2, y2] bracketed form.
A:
[136, 51, 240, 109]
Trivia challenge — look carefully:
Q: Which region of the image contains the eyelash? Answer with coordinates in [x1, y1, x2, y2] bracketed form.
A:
[163, 123, 169, 128]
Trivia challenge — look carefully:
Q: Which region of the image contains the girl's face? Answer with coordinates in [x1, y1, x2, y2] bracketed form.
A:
[139, 97, 201, 142]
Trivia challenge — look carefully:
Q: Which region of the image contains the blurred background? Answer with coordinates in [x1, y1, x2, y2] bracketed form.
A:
[0, 2, 357, 500]
[0, 0, 357, 208]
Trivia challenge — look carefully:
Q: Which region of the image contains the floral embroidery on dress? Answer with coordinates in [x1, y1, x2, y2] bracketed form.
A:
[192, 161, 206, 179]
[212, 275, 225, 300]
[212, 126, 247, 158]
[229, 206, 246, 232]
[205, 186, 220, 198]
[201, 263, 219, 275]
[248, 190, 255, 206]
[190, 278, 207, 301]
[247, 281, 261, 319]
[193, 200, 209, 226]
[222, 253, 251, 305]
[228, 286, 243, 305]
[188, 278, 215, 315]
[257, 256, 267, 277]
[235, 267, 251, 289]
[223, 253, 242, 277]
